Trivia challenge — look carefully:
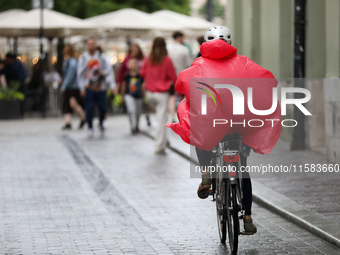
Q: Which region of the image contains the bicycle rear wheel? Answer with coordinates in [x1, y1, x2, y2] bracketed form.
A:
[227, 182, 239, 254]
[215, 175, 227, 243]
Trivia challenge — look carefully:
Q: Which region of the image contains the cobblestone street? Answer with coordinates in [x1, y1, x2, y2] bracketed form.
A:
[0, 116, 339, 254]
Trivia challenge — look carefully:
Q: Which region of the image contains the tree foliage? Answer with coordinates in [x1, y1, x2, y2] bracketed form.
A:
[0, 0, 31, 11]
[0, 0, 190, 18]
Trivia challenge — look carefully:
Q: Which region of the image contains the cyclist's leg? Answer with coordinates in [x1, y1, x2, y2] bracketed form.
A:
[196, 147, 213, 198]
[196, 147, 213, 169]
[240, 155, 257, 234]
[241, 155, 252, 216]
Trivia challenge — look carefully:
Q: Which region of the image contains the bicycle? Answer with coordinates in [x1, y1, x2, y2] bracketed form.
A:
[202, 133, 246, 254]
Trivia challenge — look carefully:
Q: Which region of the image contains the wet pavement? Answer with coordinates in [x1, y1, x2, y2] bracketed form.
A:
[250, 141, 340, 224]
[0, 116, 339, 254]
[141, 115, 340, 225]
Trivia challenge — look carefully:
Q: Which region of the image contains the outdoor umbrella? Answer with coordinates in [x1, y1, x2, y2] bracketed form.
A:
[86, 8, 179, 37]
[0, 8, 97, 38]
[150, 10, 216, 37]
[0, 10, 27, 52]
[0, 9, 26, 20]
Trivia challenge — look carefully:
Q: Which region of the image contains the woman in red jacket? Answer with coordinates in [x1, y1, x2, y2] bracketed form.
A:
[140, 37, 177, 154]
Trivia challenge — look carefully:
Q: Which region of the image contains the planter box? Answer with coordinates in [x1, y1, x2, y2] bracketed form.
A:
[0, 100, 22, 119]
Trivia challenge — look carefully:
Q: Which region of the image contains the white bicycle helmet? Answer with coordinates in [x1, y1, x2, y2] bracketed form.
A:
[204, 26, 232, 44]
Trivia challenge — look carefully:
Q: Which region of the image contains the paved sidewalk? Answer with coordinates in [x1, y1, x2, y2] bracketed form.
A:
[249, 141, 340, 223]
[0, 116, 339, 254]
[141, 115, 340, 222]
[140, 114, 340, 247]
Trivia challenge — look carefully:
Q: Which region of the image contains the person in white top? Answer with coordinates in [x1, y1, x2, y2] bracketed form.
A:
[167, 32, 192, 122]
[77, 38, 113, 137]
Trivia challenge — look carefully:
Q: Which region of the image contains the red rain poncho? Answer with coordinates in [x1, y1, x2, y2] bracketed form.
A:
[166, 39, 281, 154]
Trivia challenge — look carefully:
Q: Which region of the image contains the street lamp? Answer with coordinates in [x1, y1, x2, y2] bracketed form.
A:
[207, 0, 214, 22]
[40, 0, 44, 54]
[32, 0, 54, 55]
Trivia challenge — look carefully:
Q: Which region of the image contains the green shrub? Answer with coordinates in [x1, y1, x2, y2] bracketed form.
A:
[0, 81, 25, 101]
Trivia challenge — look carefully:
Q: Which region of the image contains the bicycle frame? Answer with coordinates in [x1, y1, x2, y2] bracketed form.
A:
[212, 135, 245, 219]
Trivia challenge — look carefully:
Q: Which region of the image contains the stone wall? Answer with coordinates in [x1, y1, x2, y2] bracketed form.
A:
[278, 79, 294, 142]
[278, 79, 327, 153]
[305, 80, 326, 151]
[323, 79, 340, 163]
[226, 0, 339, 161]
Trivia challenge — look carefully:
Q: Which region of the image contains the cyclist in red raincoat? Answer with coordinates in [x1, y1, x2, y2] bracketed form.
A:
[167, 26, 282, 235]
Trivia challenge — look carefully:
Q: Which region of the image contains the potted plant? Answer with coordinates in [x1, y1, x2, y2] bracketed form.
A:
[0, 81, 25, 119]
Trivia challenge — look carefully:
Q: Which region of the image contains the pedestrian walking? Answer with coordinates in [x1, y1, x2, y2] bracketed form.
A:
[140, 37, 177, 154]
[116, 42, 144, 89]
[96, 46, 116, 129]
[121, 58, 144, 134]
[167, 32, 191, 123]
[44, 65, 62, 87]
[77, 38, 112, 138]
[116, 43, 151, 126]
[61, 45, 85, 130]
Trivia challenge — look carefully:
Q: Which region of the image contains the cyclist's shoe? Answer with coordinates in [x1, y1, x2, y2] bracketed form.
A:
[197, 174, 212, 199]
[243, 218, 257, 235]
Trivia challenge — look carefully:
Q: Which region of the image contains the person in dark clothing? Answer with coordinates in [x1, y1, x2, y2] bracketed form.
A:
[0, 53, 28, 116]
[2, 53, 28, 88]
[25, 59, 46, 116]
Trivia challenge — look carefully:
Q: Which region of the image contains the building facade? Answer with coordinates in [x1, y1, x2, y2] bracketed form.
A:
[226, 0, 340, 163]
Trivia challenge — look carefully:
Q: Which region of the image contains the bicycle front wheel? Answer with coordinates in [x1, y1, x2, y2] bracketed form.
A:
[227, 182, 239, 254]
